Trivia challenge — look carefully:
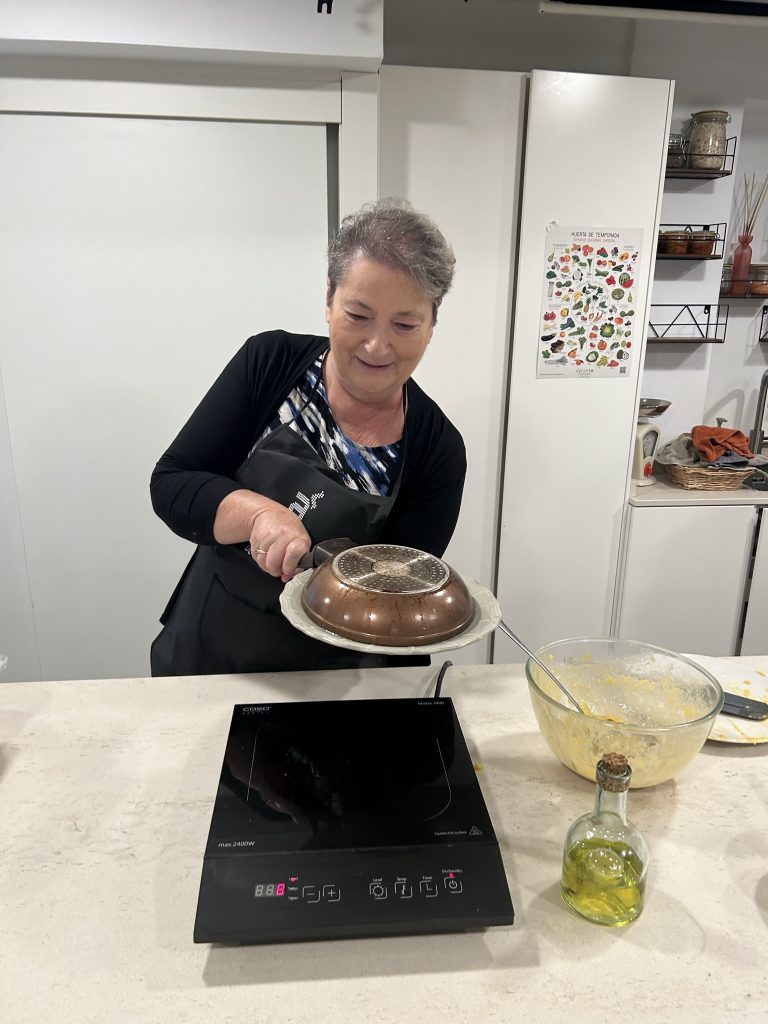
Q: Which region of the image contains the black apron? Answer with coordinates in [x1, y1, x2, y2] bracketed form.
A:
[151, 371, 409, 676]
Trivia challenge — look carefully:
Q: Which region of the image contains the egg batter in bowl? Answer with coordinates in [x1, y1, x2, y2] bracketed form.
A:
[525, 638, 724, 788]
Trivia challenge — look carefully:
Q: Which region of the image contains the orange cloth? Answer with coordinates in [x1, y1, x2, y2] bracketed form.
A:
[691, 425, 754, 463]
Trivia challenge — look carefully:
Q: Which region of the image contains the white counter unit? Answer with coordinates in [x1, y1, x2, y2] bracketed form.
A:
[1, 663, 766, 1024]
[742, 516, 768, 655]
[630, 477, 768, 507]
[615, 503, 756, 654]
[619, 480, 768, 655]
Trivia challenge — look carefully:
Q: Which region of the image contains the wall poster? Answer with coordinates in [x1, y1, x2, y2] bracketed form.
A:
[536, 226, 643, 379]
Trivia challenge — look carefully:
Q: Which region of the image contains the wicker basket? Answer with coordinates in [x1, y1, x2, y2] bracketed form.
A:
[663, 462, 753, 491]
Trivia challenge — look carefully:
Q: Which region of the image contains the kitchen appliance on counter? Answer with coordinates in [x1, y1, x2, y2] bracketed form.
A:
[194, 697, 514, 944]
[632, 399, 671, 486]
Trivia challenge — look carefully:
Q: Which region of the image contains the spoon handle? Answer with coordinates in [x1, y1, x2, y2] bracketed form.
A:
[498, 621, 584, 714]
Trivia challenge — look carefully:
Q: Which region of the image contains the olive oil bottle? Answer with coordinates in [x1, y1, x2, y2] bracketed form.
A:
[561, 752, 648, 927]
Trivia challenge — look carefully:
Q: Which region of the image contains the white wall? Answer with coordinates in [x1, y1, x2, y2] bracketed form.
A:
[0, 0, 383, 71]
[707, 101, 768, 445]
[735, 104, 768, 268]
[631, 24, 768, 451]
[379, 65, 527, 664]
[640, 105, 745, 446]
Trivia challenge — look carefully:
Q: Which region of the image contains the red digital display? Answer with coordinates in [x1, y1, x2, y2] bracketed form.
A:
[254, 883, 286, 898]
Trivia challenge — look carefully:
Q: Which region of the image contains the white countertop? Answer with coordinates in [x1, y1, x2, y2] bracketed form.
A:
[2, 661, 767, 1024]
[630, 476, 768, 507]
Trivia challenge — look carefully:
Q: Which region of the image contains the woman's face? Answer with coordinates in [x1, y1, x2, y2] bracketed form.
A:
[325, 257, 435, 405]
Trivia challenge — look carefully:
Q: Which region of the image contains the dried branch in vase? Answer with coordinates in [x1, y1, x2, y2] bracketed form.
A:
[740, 173, 768, 237]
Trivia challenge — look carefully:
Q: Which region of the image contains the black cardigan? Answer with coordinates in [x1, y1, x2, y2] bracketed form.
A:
[150, 331, 466, 558]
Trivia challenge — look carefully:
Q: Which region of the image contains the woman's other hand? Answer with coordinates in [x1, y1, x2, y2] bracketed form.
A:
[213, 489, 311, 582]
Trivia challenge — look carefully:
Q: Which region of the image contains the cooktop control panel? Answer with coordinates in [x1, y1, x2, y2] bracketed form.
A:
[288, 868, 462, 903]
[195, 845, 510, 943]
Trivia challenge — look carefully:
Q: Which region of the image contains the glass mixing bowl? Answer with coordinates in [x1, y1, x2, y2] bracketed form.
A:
[526, 637, 724, 788]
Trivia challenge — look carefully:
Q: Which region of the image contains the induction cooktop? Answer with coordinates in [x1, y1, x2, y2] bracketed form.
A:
[193, 697, 515, 944]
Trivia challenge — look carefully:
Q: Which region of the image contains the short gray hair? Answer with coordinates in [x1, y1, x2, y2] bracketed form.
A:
[327, 198, 456, 323]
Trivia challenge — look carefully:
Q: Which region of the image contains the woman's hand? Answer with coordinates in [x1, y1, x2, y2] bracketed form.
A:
[248, 500, 311, 582]
[213, 489, 311, 582]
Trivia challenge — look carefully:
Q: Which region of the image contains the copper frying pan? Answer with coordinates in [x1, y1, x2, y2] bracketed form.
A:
[297, 539, 474, 647]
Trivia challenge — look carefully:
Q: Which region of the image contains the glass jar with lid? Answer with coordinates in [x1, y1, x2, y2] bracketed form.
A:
[659, 230, 691, 255]
[687, 110, 730, 171]
[751, 265, 768, 297]
[720, 264, 733, 295]
[666, 133, 687, 169]
[688, 230, 719, 257]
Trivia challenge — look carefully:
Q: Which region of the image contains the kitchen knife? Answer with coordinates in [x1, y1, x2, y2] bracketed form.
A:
[720, 691, 768, 721]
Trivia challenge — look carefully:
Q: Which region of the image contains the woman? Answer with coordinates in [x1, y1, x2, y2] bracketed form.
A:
[150, 198, 466, 675]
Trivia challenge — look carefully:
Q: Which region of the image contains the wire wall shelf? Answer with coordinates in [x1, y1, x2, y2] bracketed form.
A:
[647, 304, 729, 345]
[664, 137, 737, 180]
[721, 282, 768, 300]
[656, 223, 726, 261]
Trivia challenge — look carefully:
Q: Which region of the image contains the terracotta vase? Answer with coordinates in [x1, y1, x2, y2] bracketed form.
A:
[731, 234, 753, 297]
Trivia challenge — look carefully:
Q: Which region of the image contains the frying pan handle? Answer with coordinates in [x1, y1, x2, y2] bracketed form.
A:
[297, 537, 356, 571]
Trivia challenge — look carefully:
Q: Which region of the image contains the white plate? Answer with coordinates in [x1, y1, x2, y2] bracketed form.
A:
[279, 569, 502, 656]
[686, 654, 768, 745]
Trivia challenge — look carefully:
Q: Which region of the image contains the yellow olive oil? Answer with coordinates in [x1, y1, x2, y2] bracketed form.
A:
[561, 836, 645, 926]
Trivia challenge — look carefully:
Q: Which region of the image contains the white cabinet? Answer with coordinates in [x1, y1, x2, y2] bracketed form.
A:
[616, 504, 756, 656]
[0, 113, 331, 682]
[379, 66, 526, 664]
[741, 509, 768, 656]
[494, 70, 674, 660]
[0, 375, 40, 680]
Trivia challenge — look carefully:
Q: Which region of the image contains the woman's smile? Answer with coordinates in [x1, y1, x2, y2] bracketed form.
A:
[356, 355, 394, 370]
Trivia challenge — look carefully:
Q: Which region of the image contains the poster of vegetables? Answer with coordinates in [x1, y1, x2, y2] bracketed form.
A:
[536, 227, 643, 378]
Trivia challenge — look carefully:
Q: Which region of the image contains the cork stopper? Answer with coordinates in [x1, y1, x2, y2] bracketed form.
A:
[596, 752, 632, 792]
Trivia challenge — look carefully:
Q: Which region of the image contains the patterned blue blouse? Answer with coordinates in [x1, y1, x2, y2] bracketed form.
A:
[259, 355, 401, 496]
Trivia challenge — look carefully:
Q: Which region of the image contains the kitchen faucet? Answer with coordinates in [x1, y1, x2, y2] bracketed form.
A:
[748, 368, 768, 455]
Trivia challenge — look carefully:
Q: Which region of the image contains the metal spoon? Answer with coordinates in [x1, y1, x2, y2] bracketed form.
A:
[498, 621, 584, 714]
